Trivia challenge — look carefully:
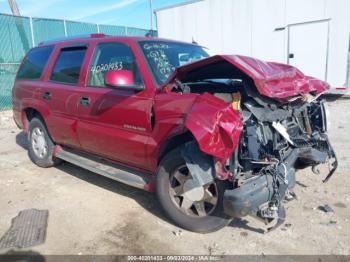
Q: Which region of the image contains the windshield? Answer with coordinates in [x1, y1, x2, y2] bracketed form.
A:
[139, 41, 209, 85]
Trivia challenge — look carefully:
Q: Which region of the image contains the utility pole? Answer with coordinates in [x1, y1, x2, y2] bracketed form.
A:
[149, 0, 153, 32]
[7, 0, 21, 16]
[7, 0, 31, 51]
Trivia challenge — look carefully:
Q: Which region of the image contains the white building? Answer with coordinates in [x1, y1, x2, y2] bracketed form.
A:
[155, 0, 350, 91]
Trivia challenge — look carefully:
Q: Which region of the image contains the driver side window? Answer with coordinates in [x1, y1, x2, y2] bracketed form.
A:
[88, 42, 142, 87]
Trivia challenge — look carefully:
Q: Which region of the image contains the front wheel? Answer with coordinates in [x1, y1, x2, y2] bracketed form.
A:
[156, 146, 232, 233]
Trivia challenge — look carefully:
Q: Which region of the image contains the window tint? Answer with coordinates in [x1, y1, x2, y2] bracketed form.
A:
[50, 46, 87, 84]
[88, 42, 142, 87]
[17, 46, 54, 80]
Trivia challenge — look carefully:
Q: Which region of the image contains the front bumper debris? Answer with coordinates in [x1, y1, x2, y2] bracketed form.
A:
[223, 137, 337, 230]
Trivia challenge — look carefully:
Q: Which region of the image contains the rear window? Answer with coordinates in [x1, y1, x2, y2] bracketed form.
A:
[17, 46, 54, 80]
[50, 46, 87, 84]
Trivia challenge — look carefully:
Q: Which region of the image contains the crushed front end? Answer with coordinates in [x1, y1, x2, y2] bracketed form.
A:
[223, 97, 337, 230]
[164, 54, 337, 231]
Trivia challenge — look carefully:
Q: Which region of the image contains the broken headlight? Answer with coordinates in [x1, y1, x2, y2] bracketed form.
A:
[308, 100, 329, 133]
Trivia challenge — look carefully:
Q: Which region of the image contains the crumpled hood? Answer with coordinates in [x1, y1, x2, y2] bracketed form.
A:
[164, 55, 329, 99]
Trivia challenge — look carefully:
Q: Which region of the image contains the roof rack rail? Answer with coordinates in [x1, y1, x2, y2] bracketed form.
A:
[38, 33, 108, 46]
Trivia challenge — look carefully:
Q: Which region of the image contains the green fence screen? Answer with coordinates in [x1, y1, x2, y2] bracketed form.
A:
[66, 21, 98, 36]
[32, 18, 66, 45]
[99, 24, 127, 36]
[0, 13, 155, 110]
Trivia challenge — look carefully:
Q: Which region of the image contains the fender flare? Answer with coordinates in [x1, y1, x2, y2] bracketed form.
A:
[21, 98, 51, 133]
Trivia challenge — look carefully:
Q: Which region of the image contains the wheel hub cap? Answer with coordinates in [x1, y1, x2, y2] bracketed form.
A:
[31, 127, 48, 159]
[169, 165, 219, 217]
[183, 179, 205, 202]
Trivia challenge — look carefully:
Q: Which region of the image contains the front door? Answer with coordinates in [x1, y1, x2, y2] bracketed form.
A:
[76, 42, 153, 171]
[288, 20, 329, 81]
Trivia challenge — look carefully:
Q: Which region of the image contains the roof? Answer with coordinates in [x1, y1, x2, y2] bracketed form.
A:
[154, 0, 204, 13]
[38, 33, 197, 47]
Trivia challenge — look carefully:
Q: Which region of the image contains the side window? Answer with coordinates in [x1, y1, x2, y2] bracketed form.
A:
[17, 46, 54, 80]
[88, 42, 142, 87]
[50, 46, 87, 84]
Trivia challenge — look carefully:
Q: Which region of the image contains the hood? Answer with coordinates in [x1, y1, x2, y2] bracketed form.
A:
[163, 55, 329, 99]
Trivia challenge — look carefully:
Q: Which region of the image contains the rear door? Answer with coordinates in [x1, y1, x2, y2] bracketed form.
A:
[42, 44, 88, 148]
[288, 20, 329, 80]
[76, 41, 153, 171]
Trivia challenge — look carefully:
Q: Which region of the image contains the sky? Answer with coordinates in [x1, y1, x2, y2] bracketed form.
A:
[0, 0, 187, 29]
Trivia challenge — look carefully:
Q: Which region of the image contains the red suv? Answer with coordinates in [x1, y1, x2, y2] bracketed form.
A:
[12, 34, 337, 233]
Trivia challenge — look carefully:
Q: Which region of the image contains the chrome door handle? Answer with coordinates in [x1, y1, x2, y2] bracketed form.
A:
[42, 92, 51, 100]
[80, 96, 91, 106]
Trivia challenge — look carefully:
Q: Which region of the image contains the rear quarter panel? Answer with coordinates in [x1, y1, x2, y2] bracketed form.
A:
[12, 80, 51, 132]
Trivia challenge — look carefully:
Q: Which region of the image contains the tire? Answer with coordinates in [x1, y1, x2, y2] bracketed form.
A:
[28, 117, 61, 168]
[156, 146, 232, 233]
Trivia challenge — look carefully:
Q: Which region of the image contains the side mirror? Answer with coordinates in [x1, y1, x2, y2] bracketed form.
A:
[179, 54, 190, 62]
[104, 70, 144, 91]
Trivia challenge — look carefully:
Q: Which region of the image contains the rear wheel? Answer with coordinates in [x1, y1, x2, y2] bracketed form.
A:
[156, 146, 232, 233]
[28, 117, 61, 168]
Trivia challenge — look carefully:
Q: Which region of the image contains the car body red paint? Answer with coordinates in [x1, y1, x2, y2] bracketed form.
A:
[12, 35, 329, 181]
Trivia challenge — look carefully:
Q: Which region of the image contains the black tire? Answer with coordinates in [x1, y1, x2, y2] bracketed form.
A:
[156, 146, 232, 233]
[28, 117, 61, 168]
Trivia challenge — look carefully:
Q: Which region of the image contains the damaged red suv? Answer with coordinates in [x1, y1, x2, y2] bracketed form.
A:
[12, 34, 337, 233]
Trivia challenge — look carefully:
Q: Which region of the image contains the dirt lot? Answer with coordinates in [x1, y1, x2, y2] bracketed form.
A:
[0, 98, 349, 255]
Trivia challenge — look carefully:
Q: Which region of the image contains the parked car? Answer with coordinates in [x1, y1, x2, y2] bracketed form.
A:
[12, 34, 337, 233]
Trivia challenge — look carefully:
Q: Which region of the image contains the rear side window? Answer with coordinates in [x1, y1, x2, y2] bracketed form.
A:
[50, 46, 87, 84]
[17, 46, 54, 80]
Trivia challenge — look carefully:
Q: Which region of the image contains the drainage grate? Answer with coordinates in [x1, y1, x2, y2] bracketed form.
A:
[0, 209, 49, 249]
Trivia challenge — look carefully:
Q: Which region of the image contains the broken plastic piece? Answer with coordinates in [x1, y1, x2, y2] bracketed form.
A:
[272, 122, 294, 145]
[231, 92, 241, 110]
[181, 141, 215, 187]
[214, 158, 234, 180]
[265, 205, 286, 233]
[318, 204, 334, 213]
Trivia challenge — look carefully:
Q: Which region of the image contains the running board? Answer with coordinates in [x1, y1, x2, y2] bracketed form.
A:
[55, 148, 150, 190]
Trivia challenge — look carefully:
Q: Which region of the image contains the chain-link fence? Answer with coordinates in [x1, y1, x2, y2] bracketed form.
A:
[0, 13, 156, 110]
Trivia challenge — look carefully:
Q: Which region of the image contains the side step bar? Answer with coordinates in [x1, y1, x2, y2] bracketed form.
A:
[55, 148, 150, 190]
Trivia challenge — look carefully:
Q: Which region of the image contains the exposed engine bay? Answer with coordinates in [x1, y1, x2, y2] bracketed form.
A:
[171, 76, 337, 231]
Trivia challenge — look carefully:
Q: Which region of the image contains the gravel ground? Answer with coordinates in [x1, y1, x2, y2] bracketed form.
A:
[0, 98, 349, 255]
